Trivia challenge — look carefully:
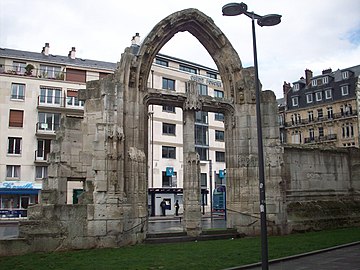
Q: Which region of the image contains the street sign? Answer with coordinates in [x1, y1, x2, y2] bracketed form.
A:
[166, 167, 174, 176]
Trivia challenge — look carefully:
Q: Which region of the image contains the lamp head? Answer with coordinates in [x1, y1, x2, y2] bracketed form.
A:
[257, 14, 282, 27]
[222, 2, 248, 16]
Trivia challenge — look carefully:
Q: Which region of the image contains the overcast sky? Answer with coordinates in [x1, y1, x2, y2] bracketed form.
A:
[1, 0, 359, 98]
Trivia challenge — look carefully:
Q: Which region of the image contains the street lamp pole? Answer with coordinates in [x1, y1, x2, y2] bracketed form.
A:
[222, 3, 281, 270]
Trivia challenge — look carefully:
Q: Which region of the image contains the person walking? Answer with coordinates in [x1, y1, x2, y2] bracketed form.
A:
[160, 199, 166, 216]
[174, 200, 180, 216]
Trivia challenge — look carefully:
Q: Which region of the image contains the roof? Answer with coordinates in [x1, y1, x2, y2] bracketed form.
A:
[0, 47, 117, 71]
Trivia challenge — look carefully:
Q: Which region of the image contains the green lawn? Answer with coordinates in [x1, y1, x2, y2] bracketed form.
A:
[0, 227, 359, 270]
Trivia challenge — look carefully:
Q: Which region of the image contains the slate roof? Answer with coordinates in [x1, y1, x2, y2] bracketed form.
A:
[0, 47, 117, 71]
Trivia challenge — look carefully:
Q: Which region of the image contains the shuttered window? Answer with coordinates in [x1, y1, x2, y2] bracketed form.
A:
[9, 110, 24, 127]
[66, 68, 86, 83]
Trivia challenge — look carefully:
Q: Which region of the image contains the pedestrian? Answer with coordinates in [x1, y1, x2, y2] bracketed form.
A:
[160, 199, 166, 216]
[174, 200, 180, 216]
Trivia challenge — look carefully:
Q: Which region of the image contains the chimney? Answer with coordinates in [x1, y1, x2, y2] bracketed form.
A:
[322, 68, 332, 75]
[305, 69, 313, 85]
[283, 81, 291, 96]
[68, 47, 76, 59]
[41, 42, 50, 56]
[131, 33, 140, 46]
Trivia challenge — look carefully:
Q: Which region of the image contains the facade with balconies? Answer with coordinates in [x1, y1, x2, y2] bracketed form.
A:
[0, 44, 114, 216]
[283, 65, 360, 148]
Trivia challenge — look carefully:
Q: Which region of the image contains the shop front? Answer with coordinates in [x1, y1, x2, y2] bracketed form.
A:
[0, 181, 42, 218]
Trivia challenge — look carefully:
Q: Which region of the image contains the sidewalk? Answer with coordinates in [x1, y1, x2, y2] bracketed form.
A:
[226, 242, 360, 270]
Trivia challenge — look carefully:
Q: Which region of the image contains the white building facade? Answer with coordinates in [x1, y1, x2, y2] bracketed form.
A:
[0, 44, 226, 217]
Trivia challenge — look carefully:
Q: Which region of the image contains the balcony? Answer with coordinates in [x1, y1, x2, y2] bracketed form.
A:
[304, 134, 337, 144]
[36, 122, 59, 135]
[37, 95, 84, 111]
[1, 64, 65, 80]
[34, 150, 49, 162]
[285, 110, 357, 127]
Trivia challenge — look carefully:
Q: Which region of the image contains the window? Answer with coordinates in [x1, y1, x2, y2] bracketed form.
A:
[216, 151, 225, 162]
[291, 113, 301, 125]
[40, 65, 61, 79]
[36, 166, 48, 179]
[162, 105, 175, 113]
[293, 83, 299, 91]
[306, 93, 313, 103]
[342, 123, 354, 138]
[8, 137, 22, 155]
[162, 78, 175, 91]
[207, 72, 217, 79]
[317, 109, 323, 119]
[38, 112, 60, 131]
[66, 90, 84, 107]
[195, 125, 208, 146]
[341, 104, 352, 116]
[342, 71, 349, 79]
[341, 85, 349, 96]
[315, 92, 322, 101]
[162, 123, 176, 135]
[309, 128, 315, 140]
[66, 68, 85, 83]
[308, 111, 314, 122]
[322, 77, 328, 84]
[215, 130, 224, 141]
[201, 173, 207, 187]
[214, 89, 224, 98]
[195, 147, 208, 160]
[162, 146, 176, 159]
[214, 113, 224, 121]
[327, 107, 333, 119]
[155, 58, 168, 67]
[325, 89, 332, 99]
[36, 139, 51, 160]
[195, 111, 208, 124]
[292, 96, 298, 107]
[291, 130, 301, 144]
[11, 83, 25, 100]
[197, 84, 208, 96]
[6, 165, 20, 179]
[318, 127, 324, 138]
[311, 80, 317, 87]
[12, 62, 26, 74]
[40, 87, 62, 105]
[179, 65, 197, 74]
[162, 171, 177, 187]
[9, 110, 24, 127]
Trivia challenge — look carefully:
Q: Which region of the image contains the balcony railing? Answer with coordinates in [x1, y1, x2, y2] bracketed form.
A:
[1, 64, 65, 80]
[36, 122, 60, 134]
[37, 95, 84, 110]
[34, 150, 49, 162]
[304, 134, 337, 144]
[285, 110, 357, 127]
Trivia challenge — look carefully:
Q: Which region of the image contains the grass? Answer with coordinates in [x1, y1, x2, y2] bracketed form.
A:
[0, 227, 359, 270]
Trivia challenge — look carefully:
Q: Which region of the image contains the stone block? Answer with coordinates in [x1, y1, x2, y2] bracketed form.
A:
[87, 220, 107, 236]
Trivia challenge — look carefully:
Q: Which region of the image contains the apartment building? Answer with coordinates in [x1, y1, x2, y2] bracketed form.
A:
[282, 65, 360, 148]
[0, 43, 226, 217]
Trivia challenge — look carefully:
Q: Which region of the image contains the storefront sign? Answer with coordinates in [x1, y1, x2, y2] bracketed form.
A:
[190, 75, 222, 88]
[166, 167, 174, 176]
[0, 181, 42, 189]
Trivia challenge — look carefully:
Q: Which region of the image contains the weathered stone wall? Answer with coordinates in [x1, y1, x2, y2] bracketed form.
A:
[283, 146, 360, 232]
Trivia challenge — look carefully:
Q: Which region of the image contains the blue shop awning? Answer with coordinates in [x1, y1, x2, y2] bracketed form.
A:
[0, 189, 40, 195]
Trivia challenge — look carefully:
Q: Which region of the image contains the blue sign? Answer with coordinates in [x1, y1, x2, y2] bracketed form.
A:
[166, 167, 174, 176]
[219, 170, 225, 179]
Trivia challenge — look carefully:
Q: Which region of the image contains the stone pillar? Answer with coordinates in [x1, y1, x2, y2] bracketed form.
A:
[183, 109, 202, 236]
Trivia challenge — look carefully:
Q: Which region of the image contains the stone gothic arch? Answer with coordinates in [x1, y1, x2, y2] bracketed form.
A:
[9, 8, 284, 253]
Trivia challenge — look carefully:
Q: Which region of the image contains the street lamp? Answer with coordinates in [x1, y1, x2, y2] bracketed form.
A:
[222, 3, 281, 270]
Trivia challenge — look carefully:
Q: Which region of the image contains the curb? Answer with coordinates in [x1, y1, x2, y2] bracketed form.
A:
[223, 241, 360, 270]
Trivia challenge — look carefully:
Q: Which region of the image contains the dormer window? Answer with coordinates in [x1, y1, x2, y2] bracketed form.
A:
[341, 85, 349, 96]
[293, 83, 299, 91]
[342, 71, 349, 80]
[292, 96, 299, 107]
[322, 76, 328, 84]
[311, 80, 317, 87]
[316, 91, 322, 101]
[306, 93, 313, 103]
